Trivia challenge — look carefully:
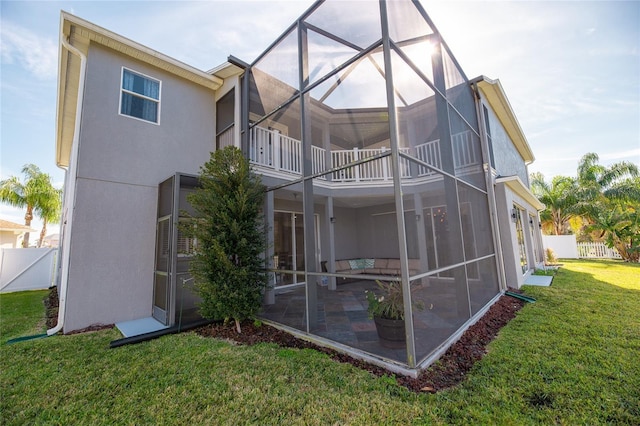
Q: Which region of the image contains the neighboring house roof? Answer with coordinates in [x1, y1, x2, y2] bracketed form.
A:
[56, 12, 232, 168]
[471, 76, 535, 165]
[495, 175, 545, 211]
[42, 233, 60, 247]
[0, 219, 36, 233]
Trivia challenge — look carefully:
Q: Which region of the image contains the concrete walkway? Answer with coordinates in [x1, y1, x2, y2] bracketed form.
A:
[524, 275, 553, 286]
[116, 317, 168, 337]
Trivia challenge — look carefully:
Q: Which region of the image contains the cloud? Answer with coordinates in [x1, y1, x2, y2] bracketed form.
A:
[103, 1, 310, 70]
[600, 148, 640, 162]
[0, 21, 58, 80]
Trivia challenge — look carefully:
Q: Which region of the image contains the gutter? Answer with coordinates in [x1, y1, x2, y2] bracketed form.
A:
[48, 26, 87, 336]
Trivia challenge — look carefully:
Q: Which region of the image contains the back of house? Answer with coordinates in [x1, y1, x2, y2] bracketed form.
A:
[54, 0, 544, 375]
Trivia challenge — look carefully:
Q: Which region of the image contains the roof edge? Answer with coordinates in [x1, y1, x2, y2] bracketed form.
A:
[207, 59, 245, 79]
[471, 76, 535, 164]
[56, 11, 226, 168]
[0, 219, 37, 232]
[60, 11, 223, 90]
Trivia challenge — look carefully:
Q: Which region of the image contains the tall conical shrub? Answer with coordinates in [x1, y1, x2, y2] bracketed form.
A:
[187, 147, 266, 333]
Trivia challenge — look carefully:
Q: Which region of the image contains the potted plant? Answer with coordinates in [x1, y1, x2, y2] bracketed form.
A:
[365, 280, 424, 344]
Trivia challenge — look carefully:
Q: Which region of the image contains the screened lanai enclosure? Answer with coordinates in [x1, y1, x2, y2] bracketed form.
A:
[247, 0, 501, 371]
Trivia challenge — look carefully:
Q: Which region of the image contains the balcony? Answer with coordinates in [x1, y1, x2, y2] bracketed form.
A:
[249, 126, 481, 185]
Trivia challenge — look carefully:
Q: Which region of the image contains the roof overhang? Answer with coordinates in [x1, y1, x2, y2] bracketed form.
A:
[0, 220, 37, 233]
[471, 76, 535, 165]
[207, 56, 246, 79]
[56, 11, 225, 168]
[495, 175, 545, 211]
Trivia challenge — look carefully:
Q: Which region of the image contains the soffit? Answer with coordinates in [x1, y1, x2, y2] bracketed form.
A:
[56, 44, 80, 168]
[208, 62, 244, 79]
[473, 76, 535, 164]
[62, 12, 223, 90]
[496, 175, 545, 211]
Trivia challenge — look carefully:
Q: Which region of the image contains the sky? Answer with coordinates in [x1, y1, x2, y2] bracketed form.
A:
[1, 0, 639, 236]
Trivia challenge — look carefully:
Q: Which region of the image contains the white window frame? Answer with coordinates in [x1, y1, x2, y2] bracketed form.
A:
[119, 67, 162, 125]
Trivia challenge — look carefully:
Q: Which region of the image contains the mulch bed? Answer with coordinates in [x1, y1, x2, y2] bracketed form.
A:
[44, 286, 526, 392]
[44, 287, 114, 334]
[44, 286, 59, 329]
[196, 292, 526, 393]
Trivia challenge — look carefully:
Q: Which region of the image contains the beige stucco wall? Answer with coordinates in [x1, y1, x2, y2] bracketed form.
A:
[494, 182, 544, 289]
[62, 43, 217, 332]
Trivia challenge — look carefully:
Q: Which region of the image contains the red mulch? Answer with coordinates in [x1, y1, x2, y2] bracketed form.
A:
[44, 286, 59, 329]
[44, 287, 114, 334]
[196, 292, 526, 393]
[45, 285, 526, 392]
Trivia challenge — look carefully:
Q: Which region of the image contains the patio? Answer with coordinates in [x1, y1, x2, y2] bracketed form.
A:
[260, 279, 473, 364]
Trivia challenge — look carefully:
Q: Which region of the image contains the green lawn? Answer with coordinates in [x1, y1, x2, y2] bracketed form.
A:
[1, 259, 638, 425]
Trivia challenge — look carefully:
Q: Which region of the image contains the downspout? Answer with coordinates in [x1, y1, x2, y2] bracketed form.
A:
[471, 81, 508, 291]
[48, 30, 87, 336]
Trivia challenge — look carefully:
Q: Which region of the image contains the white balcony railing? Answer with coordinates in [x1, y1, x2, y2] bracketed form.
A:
[249, 127, 302, 175]
[415, 139, 441, 177]
[249, 126, 480, 184]
[453, 131, 479, 169]
[217, 125, 235, 149]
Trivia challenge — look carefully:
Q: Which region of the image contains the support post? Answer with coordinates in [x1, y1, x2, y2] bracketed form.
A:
[264, 191, 275, 304]
[380, 0, 417, 368]
[325, 196, 336, 290]
[299, 21, 318, 331]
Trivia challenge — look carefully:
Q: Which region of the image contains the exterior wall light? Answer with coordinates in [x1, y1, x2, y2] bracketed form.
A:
[330, 217, 336, 224]
[511, 208, 517, 223]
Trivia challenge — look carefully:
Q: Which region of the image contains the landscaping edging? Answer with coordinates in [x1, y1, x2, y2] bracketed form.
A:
[196, 292, 526, 393]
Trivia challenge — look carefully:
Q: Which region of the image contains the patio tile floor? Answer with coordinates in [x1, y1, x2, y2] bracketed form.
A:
[260, 278, 482, 365]
[260, 280, 410, 362]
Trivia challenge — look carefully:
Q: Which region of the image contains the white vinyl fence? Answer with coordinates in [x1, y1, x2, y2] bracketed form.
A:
[542, 235, 579, 259]
[542, 236, 622, 260]
[577, 242, 622, 260]
[0, 248, 58, 293]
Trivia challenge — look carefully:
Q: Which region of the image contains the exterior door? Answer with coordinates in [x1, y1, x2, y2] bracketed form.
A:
[273, 211, 321, 287]
[274, 211, 305, 286]
[152, 174, 202, 326]
[152, 176, 175, 325]
[529, 214, 541, 264]
[153, 215, 171, 324]
[514, 205, 528, 274]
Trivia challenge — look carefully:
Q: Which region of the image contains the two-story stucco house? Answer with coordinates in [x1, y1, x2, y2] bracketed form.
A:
[52, 0, 544, 374]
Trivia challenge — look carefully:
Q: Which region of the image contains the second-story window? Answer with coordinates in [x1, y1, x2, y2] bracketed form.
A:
[120, 68, 161, 124]
[483, 105, 495, 168]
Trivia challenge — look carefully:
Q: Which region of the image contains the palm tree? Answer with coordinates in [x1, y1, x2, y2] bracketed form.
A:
[530, 172, 579, 235]
[0, 164, 62, 248]
[577, 152, 639, 203]
[576, 153, 640, 262]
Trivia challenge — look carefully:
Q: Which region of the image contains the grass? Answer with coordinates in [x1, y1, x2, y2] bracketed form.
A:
[1, 259, 638, 424]
[0, 289, 48, 343]
[532, 268, 556, 276]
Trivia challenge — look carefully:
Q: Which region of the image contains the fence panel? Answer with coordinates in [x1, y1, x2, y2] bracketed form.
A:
[0, 248, 58, 293]
[577, 242, 622, 259]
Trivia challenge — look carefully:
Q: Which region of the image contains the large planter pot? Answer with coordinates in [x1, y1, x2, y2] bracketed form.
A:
[373, 316, 406, 348]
